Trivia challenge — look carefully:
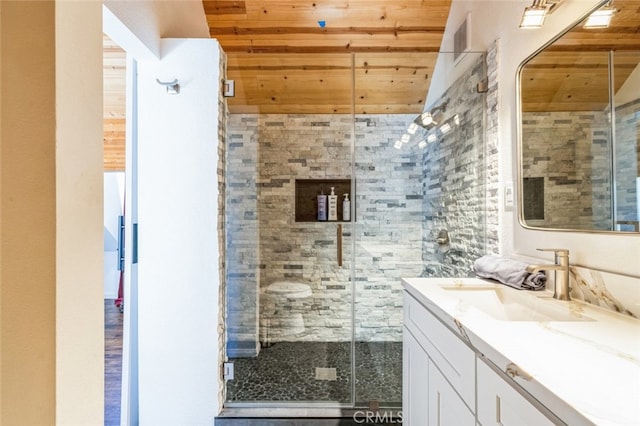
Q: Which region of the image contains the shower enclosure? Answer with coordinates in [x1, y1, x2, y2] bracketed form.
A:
[223, 51, 487, 410]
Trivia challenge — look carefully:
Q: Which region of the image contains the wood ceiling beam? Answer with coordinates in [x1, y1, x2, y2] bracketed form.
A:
[209, 26, 445, 36]
[203, 0, 247, 15]
[220, 45, 440, 53]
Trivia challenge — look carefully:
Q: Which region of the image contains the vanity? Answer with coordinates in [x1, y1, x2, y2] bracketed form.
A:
[402, 277, 640, 425]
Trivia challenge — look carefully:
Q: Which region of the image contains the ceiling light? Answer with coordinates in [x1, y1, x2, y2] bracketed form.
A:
[584, 5, 616, 29]
[407, 122, 419, 135]
[520, 0, 548, 29]
[439, 123, 452, 135]
[427, 134, 437, 143]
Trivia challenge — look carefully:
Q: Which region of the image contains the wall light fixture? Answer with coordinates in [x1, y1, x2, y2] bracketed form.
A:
[584, 2, 616, 28]
[520, 0, 548, 28]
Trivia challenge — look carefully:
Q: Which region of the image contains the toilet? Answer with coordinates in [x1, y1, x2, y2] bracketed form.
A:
[261, 281, 312, 345]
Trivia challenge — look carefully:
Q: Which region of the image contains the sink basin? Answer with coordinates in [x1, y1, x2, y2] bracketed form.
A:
[440, 284, 594, 322]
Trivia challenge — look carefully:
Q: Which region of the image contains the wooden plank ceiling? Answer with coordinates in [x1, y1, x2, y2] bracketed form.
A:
[103, 34, 126, 171]
[204, 0, 452, 114]
[521, 0, 640, 112]
[104, 1, 640, 169]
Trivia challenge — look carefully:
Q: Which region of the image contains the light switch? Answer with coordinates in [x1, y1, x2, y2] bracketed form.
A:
[504, 181, 514, 209]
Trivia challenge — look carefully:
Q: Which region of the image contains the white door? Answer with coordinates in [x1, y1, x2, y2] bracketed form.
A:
[104, 171, 125, 299]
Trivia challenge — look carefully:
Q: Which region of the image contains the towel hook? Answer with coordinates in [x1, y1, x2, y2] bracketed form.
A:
[156, 78, 180, 94]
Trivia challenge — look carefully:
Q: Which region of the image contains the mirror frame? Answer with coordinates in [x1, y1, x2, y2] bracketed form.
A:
[515, 0, 640, 234]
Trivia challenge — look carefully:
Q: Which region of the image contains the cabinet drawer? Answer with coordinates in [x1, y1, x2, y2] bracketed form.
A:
[404, 291, 476, 410]
[477, 359, 556, 426]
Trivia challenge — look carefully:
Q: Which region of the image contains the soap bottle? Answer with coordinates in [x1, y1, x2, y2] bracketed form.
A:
[342, 193, 350, 221]
[327, 187, 338, 221]
[317, 189, 327, 221]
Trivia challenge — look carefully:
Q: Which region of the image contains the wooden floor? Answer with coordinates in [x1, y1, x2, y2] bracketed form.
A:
[105, 299, 123, 425]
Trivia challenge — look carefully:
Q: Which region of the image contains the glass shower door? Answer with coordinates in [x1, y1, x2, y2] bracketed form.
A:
[224, 53, 356, 405]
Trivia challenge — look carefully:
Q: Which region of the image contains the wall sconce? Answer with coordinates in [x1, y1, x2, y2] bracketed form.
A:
[520, 0, 548, 28]
[414, 101, 448, 129]
[416, 112, 436, 127]
[439, 122, 452, 135]
[156, 78, 180, 94]
[584, 2, 616, 28]
[519, 0, 564, 29]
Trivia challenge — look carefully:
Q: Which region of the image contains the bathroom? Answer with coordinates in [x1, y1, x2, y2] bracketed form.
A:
[218, 0, 639, 424]
[4, 0, 637, 424]
[111, 0, 640, 421]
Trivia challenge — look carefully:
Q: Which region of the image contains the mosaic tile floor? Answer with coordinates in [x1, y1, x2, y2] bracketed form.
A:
[226, 341, 402, 406]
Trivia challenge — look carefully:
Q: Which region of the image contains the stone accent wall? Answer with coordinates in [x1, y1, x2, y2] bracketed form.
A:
[485, 41, 500, 254]
[224, 57, 492, 345]
[226, 114, 423, 343]
[522, 111, 612, 230]
[421, 54, 488, 277]
[615, 98, 640, 229]
[225, 116, 261, 356]
[217, 46, 228, 403]
[353, 116, 424, 341]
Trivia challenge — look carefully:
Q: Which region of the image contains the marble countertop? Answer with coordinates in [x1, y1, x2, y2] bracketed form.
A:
[402, 277, 640, 426]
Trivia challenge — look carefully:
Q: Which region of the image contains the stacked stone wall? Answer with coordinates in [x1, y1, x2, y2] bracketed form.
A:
[522, 111, 612, 230]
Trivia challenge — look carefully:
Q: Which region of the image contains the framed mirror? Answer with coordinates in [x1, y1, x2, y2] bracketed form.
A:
[517, 0, 640, 233]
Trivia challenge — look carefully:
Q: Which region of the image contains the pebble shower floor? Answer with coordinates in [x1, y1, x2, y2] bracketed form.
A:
[226, 341, 402, 405]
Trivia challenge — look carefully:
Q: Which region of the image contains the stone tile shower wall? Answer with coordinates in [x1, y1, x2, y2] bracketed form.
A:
[522, 111, 612, 230]
[615, 98, 640, 229]
[217, 46, 228, 401]
[421, 54, 488, 277]
[226, 114, 423, 344]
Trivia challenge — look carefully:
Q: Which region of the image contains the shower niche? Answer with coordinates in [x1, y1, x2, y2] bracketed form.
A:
[294, 179, 352, 222]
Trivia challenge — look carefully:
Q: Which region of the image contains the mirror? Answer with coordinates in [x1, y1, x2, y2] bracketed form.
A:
[518, 0, 640, 233]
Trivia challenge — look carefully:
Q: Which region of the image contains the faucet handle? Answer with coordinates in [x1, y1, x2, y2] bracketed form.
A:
[536, 248, 569, 256]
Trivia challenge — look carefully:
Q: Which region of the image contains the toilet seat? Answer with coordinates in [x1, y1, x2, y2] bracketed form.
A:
[265, 281, 312, 298]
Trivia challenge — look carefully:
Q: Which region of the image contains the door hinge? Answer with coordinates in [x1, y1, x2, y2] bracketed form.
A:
[223, 362, 234, 381]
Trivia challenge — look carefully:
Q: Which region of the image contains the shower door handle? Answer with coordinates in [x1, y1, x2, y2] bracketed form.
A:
[337, 224, 343, 267]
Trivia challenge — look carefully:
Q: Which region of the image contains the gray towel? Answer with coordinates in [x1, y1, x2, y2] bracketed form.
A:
[473, 255, 546, 290]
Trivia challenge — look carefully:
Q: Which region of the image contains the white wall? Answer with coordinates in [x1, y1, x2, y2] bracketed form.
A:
[104, 171, 125, 299]
[103, 0, 209, 58]
[1, 1, 104, 424]
[136, 38, 221, 425]
[55, 2, 106, 422]
[433, 0, 640, 277]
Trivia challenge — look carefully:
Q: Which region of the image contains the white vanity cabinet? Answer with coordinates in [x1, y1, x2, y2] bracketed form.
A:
[428, 361, 476, 425]
[402, 328, 430, 424]
[403, 290, 558, 426]
[403, 292, 475, 425]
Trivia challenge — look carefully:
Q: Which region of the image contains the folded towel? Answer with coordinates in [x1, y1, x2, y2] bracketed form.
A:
[472, 255, 546, 290]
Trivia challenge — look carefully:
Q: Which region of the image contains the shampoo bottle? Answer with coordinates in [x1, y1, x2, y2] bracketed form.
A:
[317, 190, 327, 221]
[328, 187, 338, 221]
[342, 193, 350, 221]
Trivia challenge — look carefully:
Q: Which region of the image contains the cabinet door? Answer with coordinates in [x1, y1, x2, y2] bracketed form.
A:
[403, 327, 430, 426]
[428, 362, 475, 426]
[477, 360, 555, 426]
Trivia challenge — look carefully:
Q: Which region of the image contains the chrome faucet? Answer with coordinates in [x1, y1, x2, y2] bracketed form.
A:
[526, 248, 571, 301]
